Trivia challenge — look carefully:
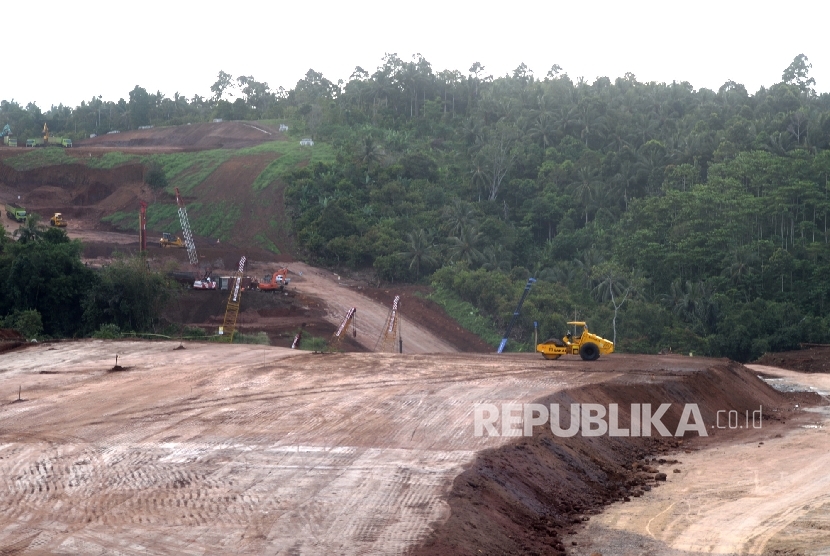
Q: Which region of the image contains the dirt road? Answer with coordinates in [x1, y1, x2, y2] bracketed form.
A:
[0, 341, 622, 555]
[571, 363, 830, 555]
[286, 262, 459, 353]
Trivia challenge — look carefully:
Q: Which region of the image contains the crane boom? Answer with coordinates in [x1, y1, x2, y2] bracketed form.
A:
[221, 256, 247, 342]
[175, 187, 198, 266]
[497, 277, 536, 354]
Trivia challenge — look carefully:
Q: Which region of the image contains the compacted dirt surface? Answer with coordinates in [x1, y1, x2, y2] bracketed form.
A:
[0, 344, 817, 556]
[567, 364, 830, 556]
[79, 121, 283, 150]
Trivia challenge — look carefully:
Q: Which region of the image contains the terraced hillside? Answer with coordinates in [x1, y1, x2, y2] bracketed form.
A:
[0, 121, 335, 255]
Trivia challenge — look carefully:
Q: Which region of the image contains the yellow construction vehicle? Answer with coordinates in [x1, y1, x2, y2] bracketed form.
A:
[49, 212, 67, 227]
[536, 321, 614, 361]
[159, 232, 184, 248]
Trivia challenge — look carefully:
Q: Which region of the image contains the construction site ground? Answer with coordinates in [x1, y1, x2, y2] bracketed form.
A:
[2, 123, 830, 554]
[0, 342, 825, 555]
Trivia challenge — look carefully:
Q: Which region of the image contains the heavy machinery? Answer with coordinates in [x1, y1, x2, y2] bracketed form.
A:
[30, 124, 71, 147]
[497, 277, 536, 353]
[49, 213, 67, 227]
[536, 321, 614, 361]
[331, 307, 357, 349]
[1, 125, 15, 147]
[193, 276, 218, 290]
[375, 295, 401, 353]
[220, 256, 247, 342]
[256, 268, 290, 292]
[174, 188, 198, 266]
[5, 203, 27, 223]
[159, 232, 184, 248]
[139, 202, 147, 252]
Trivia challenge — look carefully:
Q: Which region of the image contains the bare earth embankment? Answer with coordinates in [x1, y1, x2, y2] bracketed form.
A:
[0, 343, 811, 555]
[569, 363, 830, 556]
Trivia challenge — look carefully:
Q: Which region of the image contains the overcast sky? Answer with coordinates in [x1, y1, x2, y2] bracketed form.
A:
[6, 1, 829, 110]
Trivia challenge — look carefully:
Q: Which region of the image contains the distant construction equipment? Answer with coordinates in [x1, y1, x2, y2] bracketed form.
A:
[291, 325, 305, 349]
[220, 256, 246, 342]
[375, 295, 401, 353]
[497, 277, 536, 354]
[331, 307, 357, 349]
[255, 268, 290, 292]
[5, 203, 27, 223]
[159, 232, 184, 248]
[174, 188, 198, 266]
[49, 213, 67, 227]
[139, 201, 147, 252]
[1, 124, 16, 147]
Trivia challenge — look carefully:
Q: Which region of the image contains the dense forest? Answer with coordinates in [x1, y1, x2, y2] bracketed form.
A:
[3, 54, 830, 360]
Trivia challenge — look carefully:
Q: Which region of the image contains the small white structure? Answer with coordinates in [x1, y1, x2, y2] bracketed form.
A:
[300, 138, 314, 146]
[279, 124, 289, 132]
[213, 118, 223, 123]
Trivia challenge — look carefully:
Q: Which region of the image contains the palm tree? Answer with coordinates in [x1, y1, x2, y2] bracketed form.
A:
[13, 213, 43, 243]
[723, 249, 758, 300]
[441, 200, 477, 236]
[572, 167, 600, 224]
[357, 135, 382, 169]
[574, 250, 604, 289]
[447, 226, 484, 265]
[481, 244, 512, 271]
[399, 229, 437, 280]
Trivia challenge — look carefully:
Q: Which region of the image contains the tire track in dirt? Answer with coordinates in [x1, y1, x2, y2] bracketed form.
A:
[571, 364, 830, 556]
[0, 340, 642, 554]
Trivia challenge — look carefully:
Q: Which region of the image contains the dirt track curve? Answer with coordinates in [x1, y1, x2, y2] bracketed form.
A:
[286, 262, 458, 353]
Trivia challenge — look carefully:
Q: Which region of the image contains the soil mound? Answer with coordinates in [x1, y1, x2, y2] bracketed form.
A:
[413, 360, 799, 556]
[756, 346, 830, 373]
[78, 121, 284, 150]
[0, 161, 143, 192]
[0, 328, 26, 354]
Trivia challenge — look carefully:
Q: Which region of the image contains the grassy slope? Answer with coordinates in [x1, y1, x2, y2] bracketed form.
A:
[96, 140, 335, 249]
[6, 134, 334, 251]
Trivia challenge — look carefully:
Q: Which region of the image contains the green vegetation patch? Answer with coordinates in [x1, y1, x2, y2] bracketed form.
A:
[102, 210, 140, 231]
[138, 150, 235, 195]
[86, 152, 138, 169]
[233, 331, 270, 345]
[188, 202, 241, 240]
[241, 141, 336, 191]
[425, 287, 502, 347]
[253, 232, 281, 254]
[4, 148, 77, 171]
[105, 201, 241, 241]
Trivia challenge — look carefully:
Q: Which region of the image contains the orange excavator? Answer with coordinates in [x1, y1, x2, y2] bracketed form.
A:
[256, 268, 290, 292]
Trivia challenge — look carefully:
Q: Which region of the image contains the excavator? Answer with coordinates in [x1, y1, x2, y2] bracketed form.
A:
[255, 268, 290, 292]
[536, 321, 614, 361]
